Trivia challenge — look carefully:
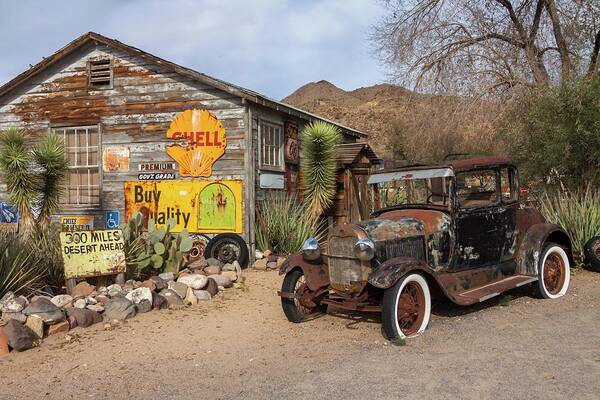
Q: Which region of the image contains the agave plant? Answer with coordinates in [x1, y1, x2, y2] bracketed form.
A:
[300, 121, 342, 217]
[540, 186, 600, 259]
[0, 128, 68, 236]
[256, 192, 325, 254]
[0, 232, 48, 298]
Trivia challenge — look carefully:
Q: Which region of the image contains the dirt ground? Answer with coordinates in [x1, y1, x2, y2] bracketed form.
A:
[1, 269, 599, 400]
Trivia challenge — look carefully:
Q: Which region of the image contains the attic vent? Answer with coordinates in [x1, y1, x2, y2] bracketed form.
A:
[88, 59, 113, 89]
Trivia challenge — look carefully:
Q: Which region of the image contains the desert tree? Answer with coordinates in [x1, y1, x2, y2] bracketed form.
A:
[0, 128, 68, 236]
[372, 0, 600, 95]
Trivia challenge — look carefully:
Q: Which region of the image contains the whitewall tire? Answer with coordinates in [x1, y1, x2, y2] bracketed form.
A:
[382, 273, 431, 340]
[536, 244, 570, 299]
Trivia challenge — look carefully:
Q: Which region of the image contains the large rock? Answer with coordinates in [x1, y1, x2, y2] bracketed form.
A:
[0, 292, 28, 313]
[183, 287, 198, 306]
[95, 295, 110, 305]
[149, 276, 168, 290]
[25, 315, 44, 339]
[263, 249, 272, 258]
[276, 257, 287, 269]
[23, 297, 65, 325]
[222, 271, 238, 283]
[107, 284, 124, 298]
[207, 274, 233, 288]
[47, 321, 70, 336]
[0, 326, 9, 355]
[167, 281, 189, 298]
[222, 263, 235, 272]
[65, 308, 102, 328]
[204, 265, 221, 275]
[71, 281, 96, 299]
[2, 319, 40, 351]
[177, 274, 207, 290]
[51, 294, 73, 308]
[159, 289, 184, 306]
[135, 299, 152, 314]
[73, 299, 87, 309]
[204, 278, 219, 297]
[141, 279, 156, 292]
[193, 290, 212, 301]
[86, 304, 104, 313]
[125, 287, 153, 306]
[103, 298, 136, 321]
[1, 312, 27, 324]
[255, 250, 264, 260]
[158, 272, 175, 282]
[205, 257, 224, 268]
[152, 293, 168, 310]
[253, 258, 268, 270]
[266, 261, 278, 270]
[188, 257, 208, 270]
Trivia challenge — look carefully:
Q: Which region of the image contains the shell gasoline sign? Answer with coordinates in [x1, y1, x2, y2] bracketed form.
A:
[166, 109, 226, 177]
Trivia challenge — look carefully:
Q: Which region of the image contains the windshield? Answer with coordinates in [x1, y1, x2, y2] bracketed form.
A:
[368, 168, 453, 210]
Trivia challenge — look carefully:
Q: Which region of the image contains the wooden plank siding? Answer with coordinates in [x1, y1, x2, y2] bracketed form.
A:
[0, 42, 251, 243]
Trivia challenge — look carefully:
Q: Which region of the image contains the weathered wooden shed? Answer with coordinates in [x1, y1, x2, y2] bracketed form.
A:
[0, 32, 375, 262]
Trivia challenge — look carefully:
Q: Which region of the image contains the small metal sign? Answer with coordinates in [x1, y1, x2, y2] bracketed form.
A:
[0, 202, 18, 232]
[138, 162, 177, 172]
[60, 230, 126, 279]
[105, 210, 120, 229]
[138, 172, 177, 181]
[60, 215, 94, 232]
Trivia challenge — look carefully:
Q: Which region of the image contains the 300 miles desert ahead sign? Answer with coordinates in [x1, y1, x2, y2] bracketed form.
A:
[60, 230, 126, 279]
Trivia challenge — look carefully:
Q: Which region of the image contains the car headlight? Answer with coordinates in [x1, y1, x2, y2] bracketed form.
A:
[354, 238, 375, 261]
[301, 237, 321, 261]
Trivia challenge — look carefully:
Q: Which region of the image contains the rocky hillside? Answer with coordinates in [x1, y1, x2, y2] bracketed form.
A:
[282, 81, 496, 161]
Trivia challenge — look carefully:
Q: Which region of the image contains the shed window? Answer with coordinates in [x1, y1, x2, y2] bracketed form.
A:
[260, 121, 284, 170]
[88, 59, 113, 89]
[53, 126, 101, 207]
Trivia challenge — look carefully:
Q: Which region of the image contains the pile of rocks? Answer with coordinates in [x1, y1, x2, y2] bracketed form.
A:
[0, 257, 242, 355]
[252, 250, 286, 271]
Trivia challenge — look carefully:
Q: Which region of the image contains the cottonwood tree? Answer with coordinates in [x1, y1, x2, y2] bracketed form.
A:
[373, 0, 600, 95]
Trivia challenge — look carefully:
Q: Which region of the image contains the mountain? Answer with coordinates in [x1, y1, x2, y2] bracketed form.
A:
[282, 81, 496, 161]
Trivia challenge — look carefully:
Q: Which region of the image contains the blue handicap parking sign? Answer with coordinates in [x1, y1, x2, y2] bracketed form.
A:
[105, 210, 119, 229]
[0, 202, 18, 223]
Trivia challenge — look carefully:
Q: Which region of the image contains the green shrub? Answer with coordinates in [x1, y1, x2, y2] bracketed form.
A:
[300, 121, 342, 217]
[540, 186, 600, 259]
[256, 193, 325, 254]
[0, 233, 48, 298]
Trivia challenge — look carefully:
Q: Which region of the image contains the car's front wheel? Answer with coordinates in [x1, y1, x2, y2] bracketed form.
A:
[281, 269, 326, 323]
[535, 243, 570, 299]
[382, 273, 431, 340]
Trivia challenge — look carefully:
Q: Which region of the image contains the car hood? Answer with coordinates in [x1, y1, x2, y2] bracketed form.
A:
[355, 217, 425, 242]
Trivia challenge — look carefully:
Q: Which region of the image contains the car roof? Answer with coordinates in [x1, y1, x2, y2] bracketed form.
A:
[373, 156, 515, 175]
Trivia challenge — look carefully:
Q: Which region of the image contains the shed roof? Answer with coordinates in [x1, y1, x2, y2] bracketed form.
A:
[0, 32, 367, 138]
[336, 142, 381, 166]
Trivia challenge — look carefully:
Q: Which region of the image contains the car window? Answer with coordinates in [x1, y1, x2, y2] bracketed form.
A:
[500, 168, 518, 203]
[456, 169, 499, 208]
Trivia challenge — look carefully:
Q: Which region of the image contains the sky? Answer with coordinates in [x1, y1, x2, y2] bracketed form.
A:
[0, 0, 388, 100]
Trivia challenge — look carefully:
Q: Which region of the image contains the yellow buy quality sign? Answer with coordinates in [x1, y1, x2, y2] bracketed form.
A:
[124, 179, 243, 234]
[166, 109, 227, 177]
[60, 230, 126, 279]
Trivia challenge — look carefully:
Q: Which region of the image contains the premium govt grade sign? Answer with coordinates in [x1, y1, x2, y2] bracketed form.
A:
[60, 229, 126, 279]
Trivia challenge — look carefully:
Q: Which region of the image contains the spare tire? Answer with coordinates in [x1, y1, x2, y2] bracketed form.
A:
[205, 233, 249, 268]
[583, 236, 600, 272]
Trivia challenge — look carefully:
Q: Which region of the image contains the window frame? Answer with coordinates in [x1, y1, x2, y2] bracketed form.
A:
[500, 167, 519, 205]
[52, 124, 103, 209]
[258, 119, 285, 172]
[454, 168, 502, 210]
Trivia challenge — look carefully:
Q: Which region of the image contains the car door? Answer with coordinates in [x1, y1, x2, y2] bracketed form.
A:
[451, 168, 506, 270]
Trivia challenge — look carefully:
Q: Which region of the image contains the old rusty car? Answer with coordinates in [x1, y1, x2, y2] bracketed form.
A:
[279, 157, 572, 340]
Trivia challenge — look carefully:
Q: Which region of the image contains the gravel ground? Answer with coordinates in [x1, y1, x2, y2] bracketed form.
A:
[1, 269, 599, 400]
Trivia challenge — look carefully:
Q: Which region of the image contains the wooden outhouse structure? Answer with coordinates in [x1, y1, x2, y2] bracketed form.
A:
[0, 32, 376, 259]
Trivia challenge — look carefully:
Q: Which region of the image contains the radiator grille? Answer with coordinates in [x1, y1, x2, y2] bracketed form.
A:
[328, 235, 365, 293]
[376, 236, 425, 261]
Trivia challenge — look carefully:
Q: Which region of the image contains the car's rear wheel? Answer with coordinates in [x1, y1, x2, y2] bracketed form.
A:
[535, 243, 570, 299]
[382, 273, 431, 340]
[281, 269, 325, 323]
[583, 236, 600, 272]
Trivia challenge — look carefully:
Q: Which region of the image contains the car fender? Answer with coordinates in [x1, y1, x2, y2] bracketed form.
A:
[279, 253, 330, 291]
[516, 223, 573, 276]
[368, 256, 433, 289]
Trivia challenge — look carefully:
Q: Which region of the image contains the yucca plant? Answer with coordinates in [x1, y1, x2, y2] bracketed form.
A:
[0, 128, 68, 236]
[300, 121, 342, 217]
[256, 192, 325, 254]
[0, 232, 48, 298]
[540, 186, 600, 260]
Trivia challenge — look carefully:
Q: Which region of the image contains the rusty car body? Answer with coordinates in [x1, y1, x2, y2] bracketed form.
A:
[279, 157, 573, 340]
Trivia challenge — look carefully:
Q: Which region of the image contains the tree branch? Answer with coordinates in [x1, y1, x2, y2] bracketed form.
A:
[529, 0, 546, 41]
[545, 0, 571, 82]
[588, 29, 600, 77]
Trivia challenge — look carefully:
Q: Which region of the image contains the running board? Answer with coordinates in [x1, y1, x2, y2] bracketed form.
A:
[455, 275, 538, 304]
